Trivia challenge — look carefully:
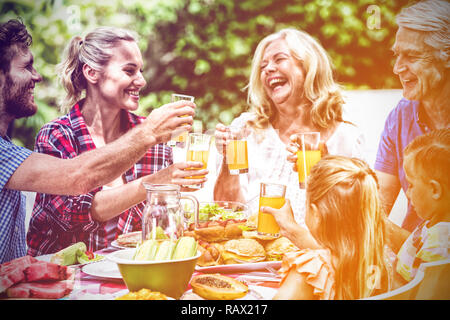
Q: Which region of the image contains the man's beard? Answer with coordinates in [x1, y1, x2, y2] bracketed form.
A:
[3, 73, 37, 119]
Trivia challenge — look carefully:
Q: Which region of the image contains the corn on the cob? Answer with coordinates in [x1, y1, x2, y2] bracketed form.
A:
[50, 242, 87, 266]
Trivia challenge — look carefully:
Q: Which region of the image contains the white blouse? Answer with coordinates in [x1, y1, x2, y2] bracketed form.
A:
[216, 112, 367, 226]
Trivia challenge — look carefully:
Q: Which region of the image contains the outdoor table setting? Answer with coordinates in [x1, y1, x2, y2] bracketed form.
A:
[55, 244, 283, 300]
[1, 118, 313, 301]
[1, 233, 283, 300]
[1, 194, 289, 301]
[0, 110, 319, 301]
[0, 232, 284, 300]
[63, 190, 288, 301]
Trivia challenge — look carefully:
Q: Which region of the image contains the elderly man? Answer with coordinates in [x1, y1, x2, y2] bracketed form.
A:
[375, 0, 449, 233]
[0, 19, 196, 263]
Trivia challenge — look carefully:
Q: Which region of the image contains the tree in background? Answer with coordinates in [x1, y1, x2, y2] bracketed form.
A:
[1, 0, 412, 149]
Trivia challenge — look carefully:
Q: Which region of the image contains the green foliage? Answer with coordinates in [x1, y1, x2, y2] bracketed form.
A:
[1, 0, 414, 149]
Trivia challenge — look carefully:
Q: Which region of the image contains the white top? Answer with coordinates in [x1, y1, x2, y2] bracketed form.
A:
[216, 112, 367, 226]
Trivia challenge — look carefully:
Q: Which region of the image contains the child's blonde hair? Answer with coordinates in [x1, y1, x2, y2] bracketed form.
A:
[403, 128, 450, 189]
[307, 155, 389, 299]
[56, 26, 138, 113]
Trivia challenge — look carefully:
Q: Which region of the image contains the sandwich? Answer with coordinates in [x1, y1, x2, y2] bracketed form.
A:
[116, 231, 141, 248]
[242, 230, 280, 241]
[197, 240, 222, 267]
[244, 213, 258, 230]
[220, 239, 266, 264]
[193, 220, 244, 242]
[264, 237, 298, 261]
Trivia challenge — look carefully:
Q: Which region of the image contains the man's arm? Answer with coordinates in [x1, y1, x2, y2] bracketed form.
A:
[213, 160, 246, 203]
[376, 170, 401, 217]
[375, 170, 410, 253]
[6, 100, 195, 195]
[385, 217, 411, 254]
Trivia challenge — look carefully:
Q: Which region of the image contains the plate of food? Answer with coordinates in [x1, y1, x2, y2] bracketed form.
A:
[187, 204, 298, 273]
[184, 201, 249, 226]
[181, 274, 277, 300]
[81, 259, 122, 279]
[112, 202, 250, 250]
[193, 226, 297, 273]
[36, 242, 104, 267]
[195, 237, 290, 273]
[114, 288, 174, 300]
[112, 231, 142, 249]
[195, 260, 282, 273]
[112, 227, 174, 249]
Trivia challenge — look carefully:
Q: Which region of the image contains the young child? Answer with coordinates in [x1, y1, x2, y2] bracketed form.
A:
[263, 155, 395, 300]
[394, 129, 450, 283]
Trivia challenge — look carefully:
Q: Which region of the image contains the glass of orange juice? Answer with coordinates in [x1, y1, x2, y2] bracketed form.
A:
[225, 125, 249, 175]
[183, 133, 211, 189]
[257, 182, 286, 237]
[296, 132, 321, 189]
[168, 93, 195, 148]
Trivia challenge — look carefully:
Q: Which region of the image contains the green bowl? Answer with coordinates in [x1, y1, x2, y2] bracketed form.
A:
[107, 249, 200, 299]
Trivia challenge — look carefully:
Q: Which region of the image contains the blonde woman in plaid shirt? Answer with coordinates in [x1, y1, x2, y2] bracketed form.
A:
[26, 27, 206, 255]
[0, 19, 198, 263]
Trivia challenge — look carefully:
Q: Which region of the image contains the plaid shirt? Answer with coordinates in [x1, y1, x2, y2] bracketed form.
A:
[26, 102, 173, 256]
[0, 136, 32, 263]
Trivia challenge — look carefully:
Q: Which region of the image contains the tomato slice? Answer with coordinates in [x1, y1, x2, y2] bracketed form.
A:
[85, 251, 95, 260]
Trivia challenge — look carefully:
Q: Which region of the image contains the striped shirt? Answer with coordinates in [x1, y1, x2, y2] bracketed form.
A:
[26, 102, 172, 255]
[396, 221, 449, 282]
[0, 136, 32, 263]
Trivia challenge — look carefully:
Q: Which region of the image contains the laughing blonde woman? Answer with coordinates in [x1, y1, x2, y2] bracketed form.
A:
[214, 28, 366, 225]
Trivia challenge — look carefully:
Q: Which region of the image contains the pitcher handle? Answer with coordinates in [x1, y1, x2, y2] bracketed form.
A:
[180, 194, 199, 229]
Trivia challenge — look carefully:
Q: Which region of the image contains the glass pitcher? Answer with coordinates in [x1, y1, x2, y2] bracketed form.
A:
[141, 183, 199, 242]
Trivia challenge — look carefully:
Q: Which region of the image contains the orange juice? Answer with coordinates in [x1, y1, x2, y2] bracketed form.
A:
[226, 140, 248, 173]
[168, 115, 189, 146]
[173, 131, 188, 143]
[296, 150, 321, 187]
[258, 196, 285, 235]
[186, 149, 209, 179]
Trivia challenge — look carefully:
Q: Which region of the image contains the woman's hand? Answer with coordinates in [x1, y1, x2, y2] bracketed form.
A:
[144, 100, 196, 144]
[143, 161, 208, 190]
[286, 134, 300, 172]
[214, 122, 229, 156]
[286, 134, 329, 172]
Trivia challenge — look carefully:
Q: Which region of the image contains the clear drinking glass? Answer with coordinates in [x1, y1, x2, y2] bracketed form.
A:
[168, 93, 195, 148]
[296, 132, 321, 189]
[257, 182, 286, 237]
[183, 133, 211, 189]
[225, 125, 249, 175]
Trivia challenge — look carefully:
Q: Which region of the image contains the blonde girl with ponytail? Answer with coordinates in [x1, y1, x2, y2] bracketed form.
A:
[27, 27, 205, 256]
[263, 156, 394, 299]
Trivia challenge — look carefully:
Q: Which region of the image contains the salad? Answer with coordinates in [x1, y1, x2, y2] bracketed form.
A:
[76, 250, 104, 264]
[184, 202, 247, 223]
